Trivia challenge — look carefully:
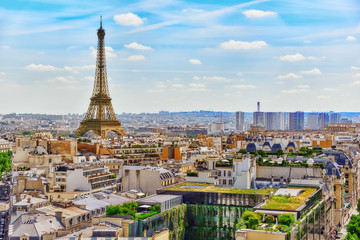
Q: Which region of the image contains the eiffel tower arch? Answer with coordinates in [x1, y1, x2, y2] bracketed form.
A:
[75, 18, 126, 139]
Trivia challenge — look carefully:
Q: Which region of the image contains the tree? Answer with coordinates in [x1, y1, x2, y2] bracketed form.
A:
[345, 233, 360, 240]
[264, 215, 275, 224]
[149, 205, 161, 212]
[239, 149, 247, 154]
[247, 217, 260, 229]
[242, 211, 260, 221]
[278, 213, 294, 226]
[347, 214, 360, 237]
[257, 150, 266, 157]
[358, 198, 360, 212]
[276, 149, 284, 156]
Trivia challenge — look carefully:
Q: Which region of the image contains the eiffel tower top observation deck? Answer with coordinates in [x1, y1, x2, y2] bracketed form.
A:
[75, 17, 126, 138]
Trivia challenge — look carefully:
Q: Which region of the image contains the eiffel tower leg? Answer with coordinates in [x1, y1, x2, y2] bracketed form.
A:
[112, 128, 126, 137]
[101, 130, 107, 139]
[75, 125, 87, 137]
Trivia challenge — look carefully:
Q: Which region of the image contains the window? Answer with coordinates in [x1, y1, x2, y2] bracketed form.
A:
[228, 171, 231, 177]
[223, 179, 227, 185]
[345, 174, 349, 178]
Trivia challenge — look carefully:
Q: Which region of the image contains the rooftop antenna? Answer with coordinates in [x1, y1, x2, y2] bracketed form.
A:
[100, 16, 102, 28]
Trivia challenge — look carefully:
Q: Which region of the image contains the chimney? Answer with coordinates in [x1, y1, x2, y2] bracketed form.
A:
[257, 102, 260, 112]
[55, 211, 63, 222]
[16, 193, 21, 202]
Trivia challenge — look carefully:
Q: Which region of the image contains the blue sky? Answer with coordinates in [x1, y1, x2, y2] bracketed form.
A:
[1, 0, 360, 114]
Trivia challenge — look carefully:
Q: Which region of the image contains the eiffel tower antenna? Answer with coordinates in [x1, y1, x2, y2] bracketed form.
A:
[75, 20, 126, 139]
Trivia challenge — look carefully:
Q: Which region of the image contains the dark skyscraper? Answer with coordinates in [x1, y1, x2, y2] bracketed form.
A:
[289, 111, 304, 130]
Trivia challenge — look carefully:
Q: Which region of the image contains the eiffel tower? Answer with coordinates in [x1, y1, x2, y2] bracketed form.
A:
[75, 18, 126, 139]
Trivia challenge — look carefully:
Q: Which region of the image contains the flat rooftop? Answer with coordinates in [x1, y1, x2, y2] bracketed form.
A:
[162, 182, 272, 195]
[137, 194, 181, 204]
[260, 187, 318, 211]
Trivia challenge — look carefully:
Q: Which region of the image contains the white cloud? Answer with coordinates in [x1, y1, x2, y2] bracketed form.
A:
[113, 13, 144, 26]
[236, 72, 243, 76]
[188, 83, 209, 92]
[1, 46, 10, 49]
[277, 73, 302, 80]
[281, 88, 309, 94]
[220, 40, 267, 50]
[189, 83, 206, 88]
[304, 40, 311, 44]
[81, 76, 93, 81]
[317, 95, 331, 100]
[127, 55, 145, 61]
[172, 83, 184, 88]
[189, 59, 202, 65]
[350, 80, 360, 86]
[203, 76, 232, 82]
[0, 72, 5, 75]
[90, 46, 116, 58]
[182, 8, 204, 14]
[148, 82, 166, 92]
[307, 56, 320, 60]
[351, 66, 360, 70]
[299, 68, 322, 75]
[193, 76, 200, 81]
[148, 89, 164, 93]
[323, 88, 337, 91]
[38, 51, 45, 55]
[298, 85, 309, 89]
[230, 84, 256, 89]
[124, 42, 152, 50]
[25, 64, 61, 71]
[156, 83, 166, 88]
[242, 9, 277, 18]
[346, 35, 356, 41]
[48, 76, 73, 84]
[279, 53, 306, 62]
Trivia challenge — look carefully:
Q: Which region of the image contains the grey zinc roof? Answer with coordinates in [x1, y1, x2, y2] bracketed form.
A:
[12, 222, 39, 237]
[11, 213, 64, 238]
[137, 194, 181, 204]
[73, 197, 110, 211]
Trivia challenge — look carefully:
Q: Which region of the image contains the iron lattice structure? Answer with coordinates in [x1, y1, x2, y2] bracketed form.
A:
[75, 20, 126, 138]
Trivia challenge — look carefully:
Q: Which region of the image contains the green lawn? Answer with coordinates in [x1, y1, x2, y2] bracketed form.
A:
[164, 182, 272, 195]
[260, 188, 317, 210]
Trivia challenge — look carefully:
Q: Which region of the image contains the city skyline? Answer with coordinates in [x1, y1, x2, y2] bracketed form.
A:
[1, 0, 360, 114]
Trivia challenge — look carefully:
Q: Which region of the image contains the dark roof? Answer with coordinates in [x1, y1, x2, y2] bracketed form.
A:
[324, 151, 353, 168]
[246, 142, 261, 152]
[263, 141, 273, 148]
[286, 141, 298, 151]
[324, 161, 342, 179]
[271, 143, 285, 152]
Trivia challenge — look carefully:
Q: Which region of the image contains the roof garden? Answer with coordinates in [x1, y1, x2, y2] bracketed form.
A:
[260, 187, 317, 211]
[163, 182, 272, 195]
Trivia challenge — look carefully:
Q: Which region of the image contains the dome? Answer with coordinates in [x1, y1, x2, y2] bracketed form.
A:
[307, 158, 314, 164]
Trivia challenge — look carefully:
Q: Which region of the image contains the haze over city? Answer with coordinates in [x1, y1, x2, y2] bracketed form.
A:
[1, 0, 360, 114]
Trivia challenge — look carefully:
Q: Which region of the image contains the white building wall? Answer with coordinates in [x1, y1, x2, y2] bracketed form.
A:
[66, 168, 91, 192]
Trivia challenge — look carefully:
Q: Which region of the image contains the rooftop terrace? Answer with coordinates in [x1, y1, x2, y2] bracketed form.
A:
[163, 182, 272, 195]
[260, 187, 318, 210]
